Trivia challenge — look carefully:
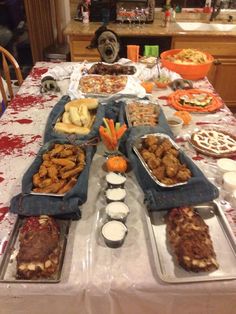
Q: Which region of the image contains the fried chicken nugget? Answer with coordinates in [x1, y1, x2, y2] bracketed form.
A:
[176, 166, 192, 182]
[152, 165, 165, 181]
[143, 135, 159, 148]
[162, 154, 180, 178]
[140, 149, 155, 162]
[161, 139, 173, 152]
[161, 177, 177, 185]
[147, 157, 161, 170]
[154, 146, 165, 158]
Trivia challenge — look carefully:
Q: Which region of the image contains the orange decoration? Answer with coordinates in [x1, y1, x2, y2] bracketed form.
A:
[174, 111, 192, 125]
[106, 156, 128, 173]
[141, 81, 154, 93]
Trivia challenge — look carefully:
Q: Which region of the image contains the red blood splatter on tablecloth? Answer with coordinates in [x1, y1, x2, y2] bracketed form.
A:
[0, 177, 4, 183]
[15, 119, 33, 124]
[175, 138, 187, 143]
[192, 155, 204, 161]
[0, 207, 8, 222]
[30, 67, 48, 80]
[11, 94, 44, 112]
[0, 134, 24, 155]
[10, 94, 57, 114]
[0, 133, 42, 156]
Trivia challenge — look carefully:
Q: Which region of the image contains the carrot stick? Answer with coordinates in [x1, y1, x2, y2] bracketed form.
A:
[116, 124, 127, 140]
[108, 119, 117, 147]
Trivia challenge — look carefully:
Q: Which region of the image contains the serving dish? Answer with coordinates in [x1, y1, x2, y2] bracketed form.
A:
[133, 133, 192, 188]
[145, 201, 236, 283]
[168, 89, 223, 113]
[125, 99, 160, 127]
[0, 217, 70, 283]
[87, 62, 137, 75]
[30, 143, 86, 197]
[161, 48, 214, 80]
[79, 74, 128, 95]
[189, 128, 236, 158]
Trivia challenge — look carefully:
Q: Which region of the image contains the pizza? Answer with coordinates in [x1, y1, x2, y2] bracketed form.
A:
[190, 128, 236, 158]
[79, 75, 128, 94]
[166, 207, 219, 272]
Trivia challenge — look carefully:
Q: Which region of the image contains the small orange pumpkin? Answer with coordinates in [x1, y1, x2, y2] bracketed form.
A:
[174, 110, 192, 125]
[106, 156, 128, 173]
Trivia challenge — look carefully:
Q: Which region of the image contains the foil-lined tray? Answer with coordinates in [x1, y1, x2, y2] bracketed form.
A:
[0, 217, 70, 283]
[133, 133, 189, 188]
[125, 99, 160, 127]
[146, 201, 236, 283]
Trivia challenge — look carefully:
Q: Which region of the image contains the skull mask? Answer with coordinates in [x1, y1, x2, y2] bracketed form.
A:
[97, 30, 120, 64]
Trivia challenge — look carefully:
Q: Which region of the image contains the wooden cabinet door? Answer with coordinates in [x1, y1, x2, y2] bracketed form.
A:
[69, 36, 100, 62]
[208, 58, 236, 111]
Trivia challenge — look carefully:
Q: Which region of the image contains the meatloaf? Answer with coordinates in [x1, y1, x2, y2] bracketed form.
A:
[16, 215, 60, 279]
[166, 207, 219, 272]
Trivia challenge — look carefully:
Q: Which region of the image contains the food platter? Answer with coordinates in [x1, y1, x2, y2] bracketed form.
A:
[145, 201, 236, 283]
[87, 62, 137, 75]
[0, 217, 70, 283]
[133, 133, 192, 188]
[125, 99, 160, 127]
[30, 143, 86, 196]
[79, 74, 128, 95]
[189, 128, 236, 158]
[168, 89, 223, 113]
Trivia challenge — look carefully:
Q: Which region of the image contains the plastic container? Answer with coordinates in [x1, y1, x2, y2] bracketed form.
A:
[106, 172, 126, 189]
[106, 188, 126, 203]
[217, 158, 236, 174]
[105, 202, 130, 222]
[223, 172, 236, 192]
[160, 49, 214, 80]
[101, 220, 128, 248]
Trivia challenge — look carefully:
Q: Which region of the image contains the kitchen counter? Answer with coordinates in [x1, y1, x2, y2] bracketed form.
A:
[64, 19, 236, 37]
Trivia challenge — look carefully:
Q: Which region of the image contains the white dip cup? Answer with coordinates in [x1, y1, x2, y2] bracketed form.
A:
[223, 171, 236, 192]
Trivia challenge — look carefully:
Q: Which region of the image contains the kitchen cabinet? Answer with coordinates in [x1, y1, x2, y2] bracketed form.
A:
[69, 35, 100, 62]
[171, 36, 236, 112]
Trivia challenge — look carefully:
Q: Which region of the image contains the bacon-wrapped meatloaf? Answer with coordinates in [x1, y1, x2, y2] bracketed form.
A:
[16, 215, 60, 279]
[166, 207, 219, 272]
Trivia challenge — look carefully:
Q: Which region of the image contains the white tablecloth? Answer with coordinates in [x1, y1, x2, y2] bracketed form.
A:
[0, 62, 236, 314]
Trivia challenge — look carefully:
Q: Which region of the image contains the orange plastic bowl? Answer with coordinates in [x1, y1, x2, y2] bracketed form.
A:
[160, 49, 214, 80]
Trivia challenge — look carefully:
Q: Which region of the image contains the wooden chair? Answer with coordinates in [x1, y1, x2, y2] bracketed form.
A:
[0, 46, 23, 113]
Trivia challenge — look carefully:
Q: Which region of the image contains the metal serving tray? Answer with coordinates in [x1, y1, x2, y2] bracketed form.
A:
[133, 133, 188, 188]
[0, 217, 70, 283]
[125, 100, 160, 128]
[146, 201, 236, 283]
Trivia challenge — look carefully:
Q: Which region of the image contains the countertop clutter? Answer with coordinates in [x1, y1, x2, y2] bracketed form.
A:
[0, 60, 236, 314]
[64, 18, 236, 37]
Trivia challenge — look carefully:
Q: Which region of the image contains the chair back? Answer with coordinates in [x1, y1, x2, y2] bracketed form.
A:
[0, 46, 23, 113]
